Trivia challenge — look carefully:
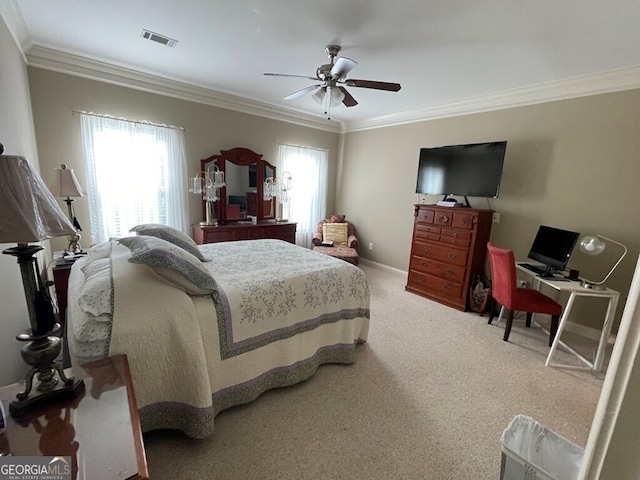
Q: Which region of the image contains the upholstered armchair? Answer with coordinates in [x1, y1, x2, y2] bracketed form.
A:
[312, 213, 359, 265]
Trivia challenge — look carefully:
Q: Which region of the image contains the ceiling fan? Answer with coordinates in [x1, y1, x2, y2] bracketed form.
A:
[264, 45, 401, 118]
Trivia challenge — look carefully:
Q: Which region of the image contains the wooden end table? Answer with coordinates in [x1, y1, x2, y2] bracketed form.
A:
[0, 354, 149, 480]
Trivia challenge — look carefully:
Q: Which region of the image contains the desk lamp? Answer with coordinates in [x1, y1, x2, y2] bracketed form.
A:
[578, 235, 627, 290]
[0, 146, 84, 417]
[49, 164, 86, 253]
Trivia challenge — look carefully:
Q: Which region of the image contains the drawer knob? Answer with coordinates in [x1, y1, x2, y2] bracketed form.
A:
[418, 276, 425, 283]
[443, 284, 452, 290]
[446, 269, 454, 276]
[449, 253, 457, 260]
[453, 232, 459, 237]
[460, 220, 466, 225]
[422, 247, 430, 254]
[421, 262, 429, 268]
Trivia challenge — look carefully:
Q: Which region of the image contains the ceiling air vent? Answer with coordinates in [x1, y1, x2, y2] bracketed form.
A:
[140, 29, 178, 48]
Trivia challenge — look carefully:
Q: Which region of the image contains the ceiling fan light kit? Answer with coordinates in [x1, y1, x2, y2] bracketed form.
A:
[265, 45, 401, 119]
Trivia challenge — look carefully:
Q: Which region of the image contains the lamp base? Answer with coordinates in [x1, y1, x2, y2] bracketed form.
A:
[9, 378, 85, 417]
[67, 233, 82, 254]
[581, 280, 606, 290]
[199, 220, 218, 227]
[10, 324, 84, 417]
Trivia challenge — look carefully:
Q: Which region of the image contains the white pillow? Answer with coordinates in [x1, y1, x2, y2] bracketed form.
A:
[78, 258, 112, 317]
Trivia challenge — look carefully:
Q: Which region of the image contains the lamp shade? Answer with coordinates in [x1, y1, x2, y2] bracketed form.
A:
[49, 164, 86, 198]
[0, 155, 76, 243]
[579, 235, 606, 256]
[312, 87, 326, 104]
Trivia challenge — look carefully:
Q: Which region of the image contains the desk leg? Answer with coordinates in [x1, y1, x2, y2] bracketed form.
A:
[545, 292, 577, 367]
[593, 292, 619, 372]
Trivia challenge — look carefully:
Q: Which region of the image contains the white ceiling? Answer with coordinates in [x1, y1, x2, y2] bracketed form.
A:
[7, 0, 640, 129]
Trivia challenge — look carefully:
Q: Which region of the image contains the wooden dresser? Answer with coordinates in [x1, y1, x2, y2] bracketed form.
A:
[193, 221, 296, 244]
[405, 204, 493, 311]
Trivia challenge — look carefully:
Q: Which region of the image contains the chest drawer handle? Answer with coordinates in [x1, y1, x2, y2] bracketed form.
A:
[453, 232, 459, 237]
[420, 262, 429, 268]
[459, 220, 467, 226]
[417, 276, 425, 283]
[443, 284, 452, 290]
[449, 253, 457, 260]
[438, 215, 449, 223]
[446, 269, 454, 276]
[422, 247, 430, 254]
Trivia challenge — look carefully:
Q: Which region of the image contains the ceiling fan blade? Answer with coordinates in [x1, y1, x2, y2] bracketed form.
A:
[331, 57, 357, 79]
[283, 84, 322, 100]
[344, 79, 401, 92]
[339, 87, 358, 107]
[264, 73, 318, 81]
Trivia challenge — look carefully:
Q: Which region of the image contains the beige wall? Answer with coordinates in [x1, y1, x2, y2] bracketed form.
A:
[0, 15, 40, 385]
[340, 90, 640, 330]
[27, 67, 340, 253]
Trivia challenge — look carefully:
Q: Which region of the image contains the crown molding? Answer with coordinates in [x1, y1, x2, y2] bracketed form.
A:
[0, 0, 31, 61]
[342, 65, 640, 132]
[25, 45, 340, 133]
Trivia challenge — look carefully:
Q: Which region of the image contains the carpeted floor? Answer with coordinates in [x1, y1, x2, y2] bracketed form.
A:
[144, 264, 604, 480]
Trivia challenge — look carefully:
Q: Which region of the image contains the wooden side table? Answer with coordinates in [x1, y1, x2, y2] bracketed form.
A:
[0, 355, 149, 480]
[52, 261, 74, 326]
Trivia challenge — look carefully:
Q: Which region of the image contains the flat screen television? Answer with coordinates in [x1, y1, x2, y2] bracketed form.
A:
[527, 225, 580, 275]
[415, 141, 507, 200]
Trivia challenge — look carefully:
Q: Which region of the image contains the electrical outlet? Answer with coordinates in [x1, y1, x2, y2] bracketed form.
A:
[368, 242, 373, 250]
[492, 212, 501, 223]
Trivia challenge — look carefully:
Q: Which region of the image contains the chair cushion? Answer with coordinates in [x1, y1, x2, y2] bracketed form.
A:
[313, 245, 359, 266]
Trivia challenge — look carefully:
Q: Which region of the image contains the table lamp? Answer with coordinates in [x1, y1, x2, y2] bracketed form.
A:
[49, 163, 86, 253]
[0, 145, 84, 417]
[578, 234, 627, 290]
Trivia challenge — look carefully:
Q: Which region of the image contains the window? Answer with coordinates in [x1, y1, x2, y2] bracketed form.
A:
[79, 114, 188, 242]
[277, 144, 328, 248]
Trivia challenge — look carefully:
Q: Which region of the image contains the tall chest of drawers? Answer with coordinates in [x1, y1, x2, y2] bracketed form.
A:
[405, 204, 493, 311]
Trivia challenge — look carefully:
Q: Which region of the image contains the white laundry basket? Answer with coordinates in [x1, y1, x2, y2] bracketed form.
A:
[500, 415, 584, 480]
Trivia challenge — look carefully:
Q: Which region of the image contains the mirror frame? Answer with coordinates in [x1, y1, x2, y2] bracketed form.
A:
[199, 147, 276, 225]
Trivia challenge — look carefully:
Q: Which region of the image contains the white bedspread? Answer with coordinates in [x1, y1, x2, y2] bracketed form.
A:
[67, 239, 369, 438]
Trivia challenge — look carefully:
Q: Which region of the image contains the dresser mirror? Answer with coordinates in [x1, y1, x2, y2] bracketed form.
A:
[199, 147, 275, 225]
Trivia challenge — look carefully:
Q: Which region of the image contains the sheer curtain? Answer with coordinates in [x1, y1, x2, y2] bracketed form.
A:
[278, 144, 328, 248]
[80, 114, 188, 242]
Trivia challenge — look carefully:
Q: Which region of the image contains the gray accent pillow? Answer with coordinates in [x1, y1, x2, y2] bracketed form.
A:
[129, 223, 211, 262]
[118, 235, 217, 294]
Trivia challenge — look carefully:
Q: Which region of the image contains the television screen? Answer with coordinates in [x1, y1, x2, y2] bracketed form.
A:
[415, 141, 507, 197]
[527, 225, 580, 273]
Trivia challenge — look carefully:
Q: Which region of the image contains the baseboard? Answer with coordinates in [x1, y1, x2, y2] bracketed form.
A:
[359, 258, 407, 277]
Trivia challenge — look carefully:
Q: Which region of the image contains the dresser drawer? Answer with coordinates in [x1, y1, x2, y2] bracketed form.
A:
[409, 255, 465, 283]
[433, 211, 475, 230]
[414, 224, 441, 241]
[411, 241, 468, 266]
[416, 208, 435, 224]
[440, 228, 472, 247]
[204, 230, 236, 242]
[407, 270, 463, 300]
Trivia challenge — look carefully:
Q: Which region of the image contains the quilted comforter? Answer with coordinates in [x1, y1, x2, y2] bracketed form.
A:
[67, 239, 370, 438]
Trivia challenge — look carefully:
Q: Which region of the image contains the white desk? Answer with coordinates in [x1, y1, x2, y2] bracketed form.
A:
[516, 262, 619, 373]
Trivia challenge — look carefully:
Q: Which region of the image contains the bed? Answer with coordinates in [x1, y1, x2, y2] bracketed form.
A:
[65, 237, 370, 439]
